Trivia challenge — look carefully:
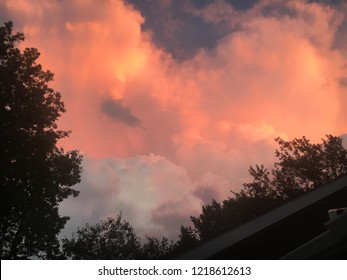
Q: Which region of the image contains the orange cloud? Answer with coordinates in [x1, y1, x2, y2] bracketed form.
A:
[3, 0, 347, 238]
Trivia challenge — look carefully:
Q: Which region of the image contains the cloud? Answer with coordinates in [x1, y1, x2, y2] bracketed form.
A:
[3, 0, 347, 239]
[184, 0, 237, 24]
[101, 97, 142, 127]
[59, 155, 201, 240]
[338, 77, 347, 87]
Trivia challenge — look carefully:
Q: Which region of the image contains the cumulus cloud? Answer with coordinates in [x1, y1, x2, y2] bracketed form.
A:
[3, 0, 347, 239]
[59, 155, 201, 239]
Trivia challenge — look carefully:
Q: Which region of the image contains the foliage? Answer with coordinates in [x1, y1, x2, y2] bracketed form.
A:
[179, 135, 347, 244]
[0, 21, 82, 259]
[190, 199, 225, 241]
[272, 135, 347, 198]
[173, 225, 200, 255]
[140, 236, 175, 259]
[62, 215, 141, 260]
[62, 214, 179, 260]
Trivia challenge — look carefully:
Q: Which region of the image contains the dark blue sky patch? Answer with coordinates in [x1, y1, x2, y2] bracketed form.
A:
[226, 0, 257, 10]
[126, 0, 232, 61]
[308, 0, 344, 5]
[127, 0, 346, 62]
[260, 3, 299, 19]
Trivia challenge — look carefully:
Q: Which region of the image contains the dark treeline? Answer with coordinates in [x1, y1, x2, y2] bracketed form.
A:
[60, 134, 347, 259]
[1, 21, 347, 259]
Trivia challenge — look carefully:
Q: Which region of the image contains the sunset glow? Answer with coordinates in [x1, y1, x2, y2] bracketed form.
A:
[2, 0, 346, 239]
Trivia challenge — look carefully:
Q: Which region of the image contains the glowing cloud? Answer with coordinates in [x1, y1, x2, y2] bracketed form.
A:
[2, 0, 347, 238]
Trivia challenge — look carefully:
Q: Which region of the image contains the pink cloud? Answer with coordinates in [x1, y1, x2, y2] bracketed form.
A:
[3, 0, 347, 238]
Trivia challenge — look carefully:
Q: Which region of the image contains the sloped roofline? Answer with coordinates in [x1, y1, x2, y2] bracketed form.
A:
[177, 173, 347, 259]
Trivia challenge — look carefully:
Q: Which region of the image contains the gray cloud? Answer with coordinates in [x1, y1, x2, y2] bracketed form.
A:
[101, 97, 142, 127]
[151, 200, 193, 239]
[0, 3, 12, 23]
[193, 185, 220, 205]
[341, 134, 347, 149]
[59, 155, 201, 240]
[338, 77, 347, 87]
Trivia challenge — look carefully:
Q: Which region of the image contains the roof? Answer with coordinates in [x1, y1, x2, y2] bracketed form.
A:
[177, 173, 347, 259]
[281, 208, 347, 259]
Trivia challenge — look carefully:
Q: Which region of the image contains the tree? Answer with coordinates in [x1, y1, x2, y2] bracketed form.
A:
[173, 225, 200, 255]
[62, 215, 141, 259]
[140, 236, 175, 259]
[0, 21, 82, 259]
[184, 135, 347, 243]
[190, 199, 225, 241]
[272, 135, 347, 198]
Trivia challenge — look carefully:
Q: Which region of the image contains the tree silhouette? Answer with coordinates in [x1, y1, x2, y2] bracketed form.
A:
[272, 135, 347, 198]
[140, 236, 175, 259]
[0, 21, 82, 259]
[177, 135, 347, 245]
[62, 215, 141, 259]
[173, 225, 199, 256]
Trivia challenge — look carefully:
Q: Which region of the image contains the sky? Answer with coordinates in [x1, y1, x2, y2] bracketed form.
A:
[1, 0, 347, 240]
